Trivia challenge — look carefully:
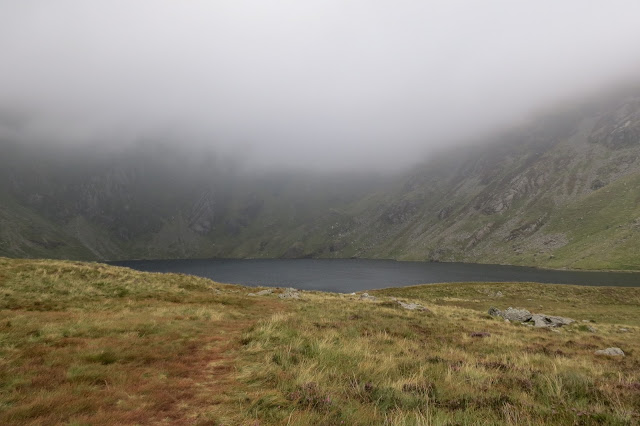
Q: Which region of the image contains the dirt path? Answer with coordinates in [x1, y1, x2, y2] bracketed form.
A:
[164, 298, 287, 425]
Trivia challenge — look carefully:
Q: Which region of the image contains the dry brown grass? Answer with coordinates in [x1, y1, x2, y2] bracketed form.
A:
[1, 258, 639, 425]
[231, 287, 640, 424]
[0, 257, 283, 425]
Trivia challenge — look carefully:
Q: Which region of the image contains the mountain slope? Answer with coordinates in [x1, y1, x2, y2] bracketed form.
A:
[1, 89, 640, 269]
[293, 91, 640, 269]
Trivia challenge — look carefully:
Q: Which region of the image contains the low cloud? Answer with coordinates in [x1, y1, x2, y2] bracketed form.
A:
[1, 1, 640, 170]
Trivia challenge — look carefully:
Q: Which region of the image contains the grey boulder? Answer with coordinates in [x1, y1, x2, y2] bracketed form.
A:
[594, 347, 625, 356]
[489, 307, 574, 328]
[530, 314, 575, 328]
[279, 288, 301, 299]
[397, 300, 429, 311]
[359, 292, 377, 301]
[489, 307, 532, 322]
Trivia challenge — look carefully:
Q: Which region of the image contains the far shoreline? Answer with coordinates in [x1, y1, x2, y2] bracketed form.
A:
[101, 256, 640, 274]
[103, 257, 640, 291]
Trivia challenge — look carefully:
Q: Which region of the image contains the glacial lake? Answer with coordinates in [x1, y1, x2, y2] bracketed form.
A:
[107, 258, 640, 293]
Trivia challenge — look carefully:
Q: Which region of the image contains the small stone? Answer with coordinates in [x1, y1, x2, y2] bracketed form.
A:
[279, 288, 300, 299]
[397, 300, 429, 311]
[618, 328, 629, 333]
[359, 293, 377, 301]
[595, 347, 625, 356]
[488, 307, 501, 316]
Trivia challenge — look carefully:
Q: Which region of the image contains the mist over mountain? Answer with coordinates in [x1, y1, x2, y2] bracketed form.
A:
[2, 2, 640, 269]
[2, 1, 640, 171]
[6, 5, 640, 425]
[2, 85, 640, 269]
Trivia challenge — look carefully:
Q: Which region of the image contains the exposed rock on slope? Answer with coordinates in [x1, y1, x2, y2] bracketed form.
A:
[2, 88, 640, 269]
[594, 347, 625, 356]
[489, 307, 575, 328]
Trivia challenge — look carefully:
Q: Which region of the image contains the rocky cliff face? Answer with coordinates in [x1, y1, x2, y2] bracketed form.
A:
[2, 90, 640, 269]
[375, 92, 640, 269]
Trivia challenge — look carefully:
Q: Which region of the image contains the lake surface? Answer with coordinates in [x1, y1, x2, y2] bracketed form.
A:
[107, 258, 640, 293]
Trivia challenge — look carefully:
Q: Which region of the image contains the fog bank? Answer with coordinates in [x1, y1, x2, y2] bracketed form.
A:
[1, 1, 640, 171]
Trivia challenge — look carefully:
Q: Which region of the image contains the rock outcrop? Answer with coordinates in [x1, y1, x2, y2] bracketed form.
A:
[594, 347, 625, 356]
[489, 307, 574, 328]
[488, 307, 532, 322]
[359, 292, 377, 301]
[529, 314, 575, 328]
[279, 288, 301, 299]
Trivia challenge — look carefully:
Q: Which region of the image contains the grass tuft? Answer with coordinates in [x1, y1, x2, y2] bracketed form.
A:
[1, 257, 639, 424]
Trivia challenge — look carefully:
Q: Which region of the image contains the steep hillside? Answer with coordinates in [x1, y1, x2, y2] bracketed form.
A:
[326, 91, 640, 270]
[1, 89, 640, 269]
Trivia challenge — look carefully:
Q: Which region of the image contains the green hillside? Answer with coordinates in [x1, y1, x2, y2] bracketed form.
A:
[1, 89, 640, 269]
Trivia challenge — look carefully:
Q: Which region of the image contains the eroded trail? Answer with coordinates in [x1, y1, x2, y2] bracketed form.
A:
[0, 258, 288, 425]
[185, 299, 287, 425]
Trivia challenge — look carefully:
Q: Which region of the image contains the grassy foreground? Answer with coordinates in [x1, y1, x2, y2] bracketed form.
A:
[1, 258, 639, 425]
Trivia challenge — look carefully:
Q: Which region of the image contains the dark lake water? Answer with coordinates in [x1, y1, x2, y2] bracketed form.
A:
[107, 258, 640, 293]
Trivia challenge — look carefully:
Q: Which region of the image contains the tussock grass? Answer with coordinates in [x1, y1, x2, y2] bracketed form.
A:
[232, 287, 640, 425]
[0, 257, 278, 424]
[1, 257, 639, 424]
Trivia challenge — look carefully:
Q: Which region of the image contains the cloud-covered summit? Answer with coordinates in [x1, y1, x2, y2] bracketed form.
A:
[2, 1, 640, 170]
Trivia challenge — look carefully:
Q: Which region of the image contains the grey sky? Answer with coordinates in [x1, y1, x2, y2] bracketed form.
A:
[2, 1, 640, 170]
